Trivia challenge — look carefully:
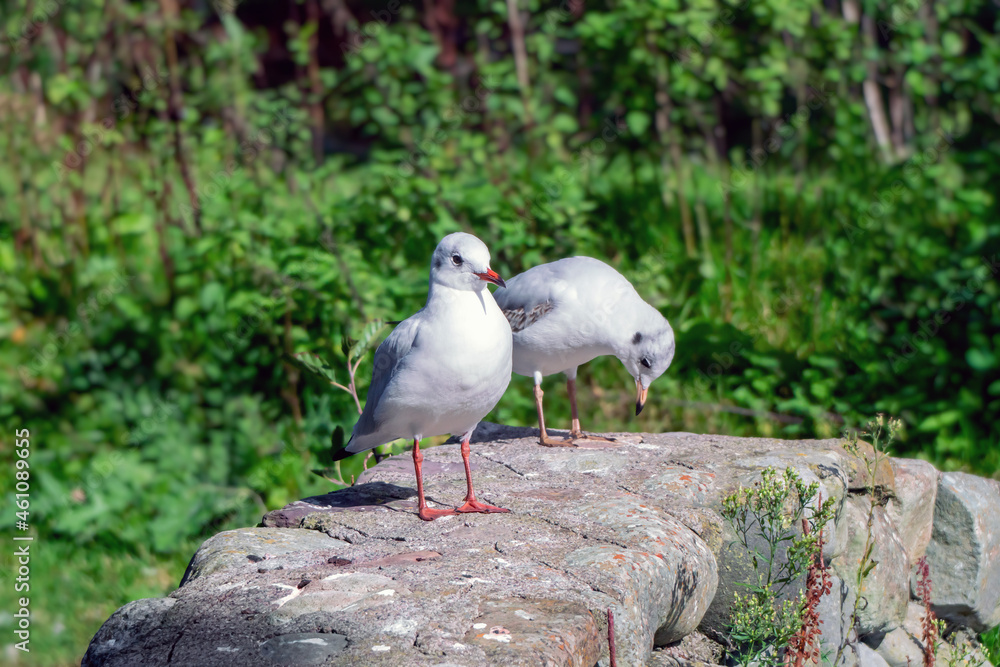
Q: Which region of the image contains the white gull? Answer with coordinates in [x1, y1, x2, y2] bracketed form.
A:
[335, 232, 513, 520]
[494, 256, 675, 446]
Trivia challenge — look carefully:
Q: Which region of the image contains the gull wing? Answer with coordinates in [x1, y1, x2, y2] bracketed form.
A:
[336, 316, 421, 458]
[500, 301, 555, 333]
[494, 268, 558, 333]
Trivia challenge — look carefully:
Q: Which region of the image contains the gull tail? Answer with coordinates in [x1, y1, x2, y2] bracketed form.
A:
[331, 427, 387, 462]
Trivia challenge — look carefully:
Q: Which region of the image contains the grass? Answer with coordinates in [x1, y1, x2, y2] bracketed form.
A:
[0, 540, 193, 666]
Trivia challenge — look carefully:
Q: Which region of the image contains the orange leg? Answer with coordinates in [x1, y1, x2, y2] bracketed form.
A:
[567, 378, 614, 442]
[568, 378, 584, 438]
[456, 438, 509, 514]
[412, 438, 457, 521]
[535, 384, 575, 447]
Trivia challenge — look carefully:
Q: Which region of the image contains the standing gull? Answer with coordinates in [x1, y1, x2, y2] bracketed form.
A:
[495, 256, 675, 446]
[333, 233, 513, 520]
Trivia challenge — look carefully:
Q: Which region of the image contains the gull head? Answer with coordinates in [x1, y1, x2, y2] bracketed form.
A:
[621, 324, 675, 415]
[430, 232, 506, 292]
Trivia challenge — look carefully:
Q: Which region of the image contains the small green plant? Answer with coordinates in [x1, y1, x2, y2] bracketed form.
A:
[942, 625, 988, 667]
[721, 466, 836, 666]
[837, 414, 902, 664]
[287, 319, 389, 416]
[287, 318, 392, 486]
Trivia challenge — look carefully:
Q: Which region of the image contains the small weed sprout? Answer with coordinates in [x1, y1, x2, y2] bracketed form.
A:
[287, 319, 388, 415]
[287, 319, 391, 484]
[721, 466, 836, 666]
[837, 414, 902, 664]
[941, 624, 988, 667]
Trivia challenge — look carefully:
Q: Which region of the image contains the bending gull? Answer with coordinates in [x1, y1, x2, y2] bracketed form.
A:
[495, 256, 675, 446]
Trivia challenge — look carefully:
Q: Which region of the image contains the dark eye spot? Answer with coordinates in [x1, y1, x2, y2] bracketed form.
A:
[452, 254, 463, 266]
[641, 357, 651, 369]
[632, 332, 642, 345]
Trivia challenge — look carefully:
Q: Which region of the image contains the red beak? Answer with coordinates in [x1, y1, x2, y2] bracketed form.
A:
[475, 269, 506, 288]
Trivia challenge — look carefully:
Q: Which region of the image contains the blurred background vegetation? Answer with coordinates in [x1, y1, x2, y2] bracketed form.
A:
[1, 0, 999, 663]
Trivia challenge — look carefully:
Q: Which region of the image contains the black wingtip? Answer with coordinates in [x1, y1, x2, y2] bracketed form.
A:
[329, 447, 356, 463]
[330, 425, 349, 461]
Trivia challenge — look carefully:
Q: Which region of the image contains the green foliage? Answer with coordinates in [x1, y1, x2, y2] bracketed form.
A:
[0, 538, 192, 666]
[287, 351, 343, 386]
[721, 467, 836, 665]
[979, 626, 1000, 666]
[727, 591, 803, 666]
[0, 0, 998, 662]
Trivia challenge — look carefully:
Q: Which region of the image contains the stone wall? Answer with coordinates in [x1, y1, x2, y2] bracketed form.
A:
[82, 425, 1000, 666]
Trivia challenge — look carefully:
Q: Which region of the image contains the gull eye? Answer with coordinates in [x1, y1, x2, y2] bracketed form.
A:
[640, 357, 651, 369]
[452, 254, 463, 266]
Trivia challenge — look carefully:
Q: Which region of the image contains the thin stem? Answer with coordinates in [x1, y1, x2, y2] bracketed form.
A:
[158, 0, 202, 234]
[505, 0, 533, 127]
[608, 608, 617, 667]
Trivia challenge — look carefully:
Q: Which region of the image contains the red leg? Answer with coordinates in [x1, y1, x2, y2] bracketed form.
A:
[456, 438, 509, 514]
[412, 438, 457, 521]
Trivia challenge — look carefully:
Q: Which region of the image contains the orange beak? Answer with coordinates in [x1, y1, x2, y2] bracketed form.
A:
[475, 268, 506, 288]
[635, 379, 648, 416]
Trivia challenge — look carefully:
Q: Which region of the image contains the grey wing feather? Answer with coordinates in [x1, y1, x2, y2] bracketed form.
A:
[501, 301, 554, 333]
[494, 270, 557, 333]
[342, 317, 420, 454]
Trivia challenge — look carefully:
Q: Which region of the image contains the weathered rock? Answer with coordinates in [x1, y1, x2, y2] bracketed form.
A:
[645, 631, 723, 666]
[82, 426, 990, 667]
[872, 600, 933, 667]
[83, 598, 178, 666]
[180, 527, 351, 585]
[821, 643, 887, 667]
[885, 458, 938, 567]
[899, 600, 931, 644]
[868, 593, 997, 667]
[831, 497, 909, 636]
[560, 494, 718, 647]
[465, 599, 602, 666]
[855, 642, 890, 667]
[871, 627, 922, 667]
[817, 575, 857, 657]
[85, 427, 745, 666]
[835, 643, 860, 667]
[259, 632, 349, 665]
[923, 472, 1000, 631]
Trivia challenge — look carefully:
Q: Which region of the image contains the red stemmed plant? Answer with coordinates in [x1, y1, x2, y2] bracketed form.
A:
[915, 556, 937, 667]
[784, 512, 833, 666]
